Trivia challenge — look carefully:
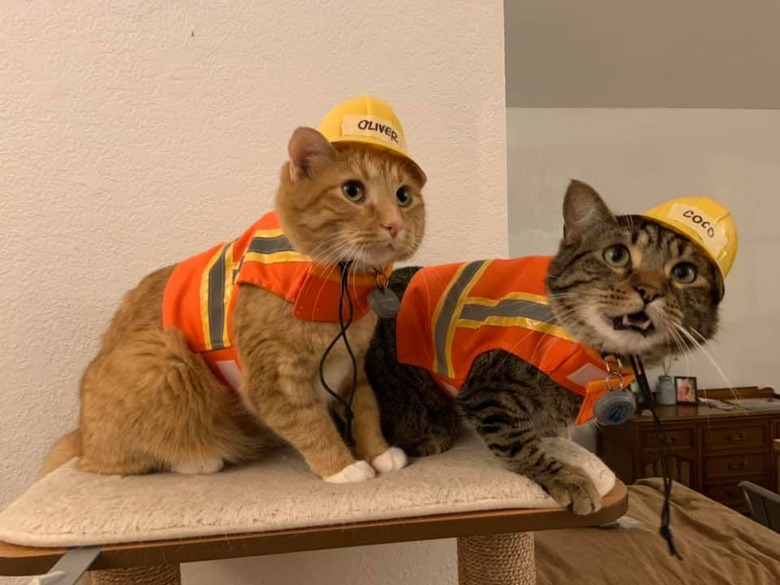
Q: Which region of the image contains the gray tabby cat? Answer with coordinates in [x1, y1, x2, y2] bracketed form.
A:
[365, 180, 724, 514]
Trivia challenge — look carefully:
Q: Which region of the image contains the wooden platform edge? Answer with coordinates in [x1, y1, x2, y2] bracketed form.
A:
[0, 481, 628, 576]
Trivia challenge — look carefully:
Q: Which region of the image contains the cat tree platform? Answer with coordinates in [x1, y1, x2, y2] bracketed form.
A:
[0, 435, 627, 585]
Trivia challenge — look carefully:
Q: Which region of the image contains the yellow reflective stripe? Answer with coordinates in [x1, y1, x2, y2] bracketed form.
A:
[221, 243, 237, 348]
[252, 228, 284, 238]
[455, 316, 577, 342]
[464, 290, 549, 307]
[242, 250, 309, 264]
[199, 245, 225, 351]
[430, 263, 472, 374]
[442, 261, 492, 378]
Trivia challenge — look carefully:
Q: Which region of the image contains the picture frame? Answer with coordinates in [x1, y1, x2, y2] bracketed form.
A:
[674, 376, 698, 404]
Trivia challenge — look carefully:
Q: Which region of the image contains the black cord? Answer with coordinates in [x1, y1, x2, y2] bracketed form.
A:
[318, 261, 358, 447]
[629, 354, 683, 560]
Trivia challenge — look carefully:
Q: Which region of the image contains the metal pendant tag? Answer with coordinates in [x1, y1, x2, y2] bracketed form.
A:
[368, 286, 400, 318]
[594, 392, 636, 425]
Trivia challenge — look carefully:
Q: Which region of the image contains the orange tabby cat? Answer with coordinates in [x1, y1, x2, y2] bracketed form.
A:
[42, 97, 426, 483]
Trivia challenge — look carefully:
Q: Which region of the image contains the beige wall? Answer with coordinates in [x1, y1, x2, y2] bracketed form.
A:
[0, 2, 507, 584]
[508, 107, 780, 390]
[505, 0, 780, 109]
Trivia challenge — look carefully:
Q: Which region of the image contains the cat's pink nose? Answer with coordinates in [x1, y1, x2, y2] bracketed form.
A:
[635, 285, 662, 303]
[382, 221, 403, 239]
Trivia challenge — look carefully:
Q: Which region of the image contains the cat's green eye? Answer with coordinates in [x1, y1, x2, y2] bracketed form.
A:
[342, 180, 365, 203]
[396, 186, 412, 207]
[603, 244, 631, 268]
[671, 262, 697, 284]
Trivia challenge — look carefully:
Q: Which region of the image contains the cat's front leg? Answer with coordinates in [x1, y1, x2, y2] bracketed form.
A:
[459, 379, 600, 515]
[462, 396, 600, 514]
[239, 366, 374, 483]
[349, 371, 408, 474]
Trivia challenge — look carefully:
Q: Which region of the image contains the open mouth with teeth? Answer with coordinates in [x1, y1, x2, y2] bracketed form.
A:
[611, 311, 655, 336]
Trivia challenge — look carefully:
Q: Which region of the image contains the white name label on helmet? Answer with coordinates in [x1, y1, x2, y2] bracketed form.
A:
[668, 203, 727, 259]
[342, 115, 405, 151]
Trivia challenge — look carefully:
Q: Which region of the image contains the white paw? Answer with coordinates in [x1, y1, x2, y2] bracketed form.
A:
[324, 460, 376, 484]
[171, 458, 224, 475]
[371, 447, 408, 473]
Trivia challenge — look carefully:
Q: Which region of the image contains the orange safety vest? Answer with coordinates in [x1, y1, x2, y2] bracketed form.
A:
[163, 212, 389, 390]
[395, 256, 633, 425]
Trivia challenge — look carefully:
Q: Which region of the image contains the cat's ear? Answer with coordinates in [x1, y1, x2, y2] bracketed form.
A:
[562, 180, 616, 244]
[288, 127, 337, 181]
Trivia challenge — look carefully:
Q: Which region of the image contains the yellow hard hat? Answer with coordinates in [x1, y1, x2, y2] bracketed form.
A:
[641, 197, 738, 282]
[317, 95, 422, 174]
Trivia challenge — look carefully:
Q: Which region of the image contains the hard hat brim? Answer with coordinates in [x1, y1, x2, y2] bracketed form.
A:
[330, 136, 426, 184]
[630, 214, 726, 299]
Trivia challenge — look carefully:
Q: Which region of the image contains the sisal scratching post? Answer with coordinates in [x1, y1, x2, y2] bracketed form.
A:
[457, 532, 535, 585]
[89, 564, 181, 585]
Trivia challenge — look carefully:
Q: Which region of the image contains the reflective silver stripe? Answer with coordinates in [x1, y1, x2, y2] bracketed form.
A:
[460, 299, 555, 324]
[234, 234, 299, 282]
[207, 245, 228, 350]
[434, 261, 485, 376]
[248, 235, 294, 254]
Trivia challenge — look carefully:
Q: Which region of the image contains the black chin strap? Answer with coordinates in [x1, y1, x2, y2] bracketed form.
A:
[318, 261, 358, 447]
[629, 354, 683, 560]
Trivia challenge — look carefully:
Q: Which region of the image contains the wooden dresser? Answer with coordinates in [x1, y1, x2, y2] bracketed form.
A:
[598, 387, 780, 511]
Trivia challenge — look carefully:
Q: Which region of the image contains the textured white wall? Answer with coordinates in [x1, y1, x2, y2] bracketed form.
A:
[0, 2, 506, 584]
[507, 108, 780, 390]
